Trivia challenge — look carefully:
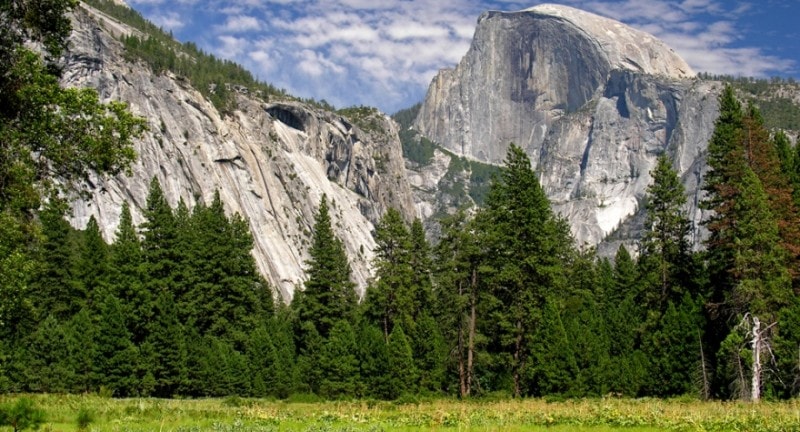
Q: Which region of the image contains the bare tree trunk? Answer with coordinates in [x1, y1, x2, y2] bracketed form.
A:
[466, 268, 477, 397]
[751, 316, 762, 402]
[699, 332, 710, 400]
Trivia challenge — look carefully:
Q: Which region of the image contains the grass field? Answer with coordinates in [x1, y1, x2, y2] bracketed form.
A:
[2, 394, 800, 431]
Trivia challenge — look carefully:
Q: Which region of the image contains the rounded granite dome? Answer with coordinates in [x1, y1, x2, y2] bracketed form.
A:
[522, 3, 694, 79]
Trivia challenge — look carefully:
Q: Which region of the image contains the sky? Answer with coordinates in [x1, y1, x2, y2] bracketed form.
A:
[125, 0, 800, 114]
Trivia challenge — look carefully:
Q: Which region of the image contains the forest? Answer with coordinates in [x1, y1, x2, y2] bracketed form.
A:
[3, 0, 800, 406]
[3, 87, 800, 401]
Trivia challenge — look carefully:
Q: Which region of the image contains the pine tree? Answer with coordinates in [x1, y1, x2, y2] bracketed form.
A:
[79, 216, 111, 306]
[703, 85, 747, 299]
[356, 321, 391, 399]
[740, 105, 800, 287]
[29, 200, 83, 322]
[146, 290, 187, 397]
[66, 308, 96, 393]
[295, 321, 324, 395]
[92, 293, 138, 396]
[639, 154, 693, 307]
[364, 208, 414, 340]
[641, 295, 703, 396]
[141, 177, 179, 295]
[728, 167, 792, 318]
[413, 313, 446, 394]
[603, 246, 647, 395]
[480, 144, 573, 397]
[20, 315, 74, 393]
[110, 201, 150, 345]
[319, 320, 359, 399]
[187, 191, 265, 343]
[246, 324, 276, 397]
[295, 195, 356, 338]
[265, 306, 297, 398]
[386, 325, 417, 399]
[433, 209, 483, 397]
[409, 218, 434, 319]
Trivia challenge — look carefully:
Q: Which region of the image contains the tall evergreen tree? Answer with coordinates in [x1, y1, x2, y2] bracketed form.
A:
[79, 216, 111, 307]
[480, 144, 573, 397]
[29, 200, 82, 322]
[92, 293, 138, 396]
[433, 209, 484, 397]
[141, 177, 179, 295]
[146, 290, 187, 397]
[740, 105, 800, 287]
[188, 191, 265, 342]
[110, 201, 150, 344]
[294, 195, 356, 338]
[639, 154, 693, 307]
[356, 321, 391, 399]
[409, 218, 434, 319]
[319, 320, 360, 399]
[20, 315, 74, 393]
[386, 325, 417, 399]
[365, 208, 414, 340]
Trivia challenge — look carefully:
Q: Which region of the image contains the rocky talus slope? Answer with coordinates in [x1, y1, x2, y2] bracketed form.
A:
[64, 3, 416, 300]
[415, 3, 721, 249]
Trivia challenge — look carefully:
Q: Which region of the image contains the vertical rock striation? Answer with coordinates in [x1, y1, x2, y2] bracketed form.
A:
[415, 3, 719, 249]
[63, 4, 415, 300]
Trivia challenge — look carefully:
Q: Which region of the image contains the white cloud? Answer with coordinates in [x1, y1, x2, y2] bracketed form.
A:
[151, 12, 185, 31]
[217, 15, 261, 33]
[129, 0, 797, 112]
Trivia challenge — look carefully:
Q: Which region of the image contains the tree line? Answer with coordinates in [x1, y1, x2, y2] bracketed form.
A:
[3, 84, 800, 400]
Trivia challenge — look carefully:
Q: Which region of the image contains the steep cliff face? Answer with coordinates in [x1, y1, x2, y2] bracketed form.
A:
[415, 3, 719, 248]
[64, 4, 415, 300]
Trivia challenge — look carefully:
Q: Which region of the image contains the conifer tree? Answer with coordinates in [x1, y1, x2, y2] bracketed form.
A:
[740, 105, 800, 287]
[66, 308, 96, 393]
[110, 202, 150, 344]
[433, 209, 483, 397]
[639, 154, 693, 307]
[295, 195, 356, 338]
[641, 295, 703, 396]
[413, 313, 446, 393]
[728, 167, 792, 317]
[78, 216, 112, 311]
[703, 85, 747, 298]
[187, 191, 265, 342]
[365, 208, 414, 340]
[267, 308, 297, 398]
[295, 321, 324, 395]
[93, 293, 138, 396]
[480, 144, 573, 397]
[30, 200, 83, 322]
[20, 315, 73, 393]
[146, 290, 187, 397]
[319, 320, 359, 399]
[141, 177, 179, 295]
[603, 246, 646, 395]
[409, 218, 434, 319]
[356, 322, 391, 399]
[386, 325, 417, 399]
[246, 324, 276, 397]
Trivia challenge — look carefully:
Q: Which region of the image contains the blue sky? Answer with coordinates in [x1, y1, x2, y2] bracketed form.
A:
[125, 0, 799, 114]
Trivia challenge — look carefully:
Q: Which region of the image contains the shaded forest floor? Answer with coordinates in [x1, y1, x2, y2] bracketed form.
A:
[3, 394, 799, 431]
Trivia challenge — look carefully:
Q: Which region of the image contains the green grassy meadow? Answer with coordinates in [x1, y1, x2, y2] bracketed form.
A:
[3, 394, 800, 432]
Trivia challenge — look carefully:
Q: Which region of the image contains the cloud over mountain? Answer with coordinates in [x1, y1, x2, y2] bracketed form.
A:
[128, 0, 798, 113]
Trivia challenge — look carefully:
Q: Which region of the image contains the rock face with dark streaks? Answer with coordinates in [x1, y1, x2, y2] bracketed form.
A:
[64, 4, 416, 300]
[415, 3, 720, 249]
